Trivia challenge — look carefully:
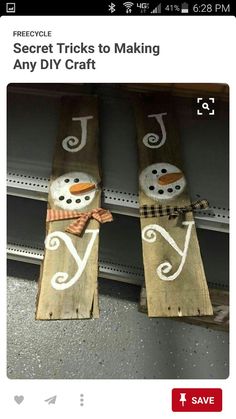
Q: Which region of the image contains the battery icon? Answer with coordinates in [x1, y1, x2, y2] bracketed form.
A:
[181, 2, 189, 13]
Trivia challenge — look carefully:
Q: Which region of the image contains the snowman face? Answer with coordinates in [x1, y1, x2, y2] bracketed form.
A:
[139, 163, 186, 201]
[50, 172, 98, 210]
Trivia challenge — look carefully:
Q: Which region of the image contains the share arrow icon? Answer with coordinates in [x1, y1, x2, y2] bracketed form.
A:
[45, 395, 57, 405]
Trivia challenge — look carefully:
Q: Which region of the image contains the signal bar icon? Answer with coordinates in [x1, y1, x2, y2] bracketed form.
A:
[151, 3, 162, 14]
[123, 2, 134, 13]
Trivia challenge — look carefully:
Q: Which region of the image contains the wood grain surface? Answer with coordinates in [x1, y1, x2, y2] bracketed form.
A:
[135, 93, 213, 317]
[36, 96, 100, 320]
[139, 286, 228, 332]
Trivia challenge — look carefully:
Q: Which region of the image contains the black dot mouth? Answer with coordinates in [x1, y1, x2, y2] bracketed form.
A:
[66, 199, 72, 204]
[149, 186, 155, 191]
[158, 190, 164, 194]
[59, 196, 64, 201]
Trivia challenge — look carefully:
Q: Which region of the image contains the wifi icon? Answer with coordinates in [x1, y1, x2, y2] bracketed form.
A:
[123, 2, 134, 13]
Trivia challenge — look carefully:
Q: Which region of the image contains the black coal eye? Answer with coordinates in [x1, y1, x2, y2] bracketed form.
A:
[74, 178, 79, 183]
[175, 185, 181, 190]
[149, 186, 155, 191]
[152, 169, 157, 174]
[85, 196, 90, 201]
[161, 168, 167, 173]
[158, 190, 164, 194]
[167, 188, 173, 193]
[59, 196, 64, 201]
[64, 179, 70, 183]
[76, 199, 81, 203]
[66, 199, 72, 204]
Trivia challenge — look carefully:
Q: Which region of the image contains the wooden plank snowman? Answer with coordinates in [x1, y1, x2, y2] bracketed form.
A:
[135, 93, 213, 317]
[36, 96, 112, 320]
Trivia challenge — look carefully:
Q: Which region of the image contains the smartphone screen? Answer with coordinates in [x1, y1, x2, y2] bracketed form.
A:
[1, 2, 234, 418]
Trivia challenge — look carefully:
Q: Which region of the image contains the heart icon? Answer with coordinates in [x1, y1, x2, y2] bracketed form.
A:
[14, 395, 24, 405]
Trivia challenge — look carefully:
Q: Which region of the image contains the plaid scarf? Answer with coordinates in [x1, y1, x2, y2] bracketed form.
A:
[140, 199, 209, 219]
[47, 208, 113, 236]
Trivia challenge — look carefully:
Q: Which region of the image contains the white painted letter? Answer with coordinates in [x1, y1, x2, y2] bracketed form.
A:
[142, 221, 194, 281]
[45, 229, 99, 290]
[62, 116, 93, 152]
[142, 113, 167, 148]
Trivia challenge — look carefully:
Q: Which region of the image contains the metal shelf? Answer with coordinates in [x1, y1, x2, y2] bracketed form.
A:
[7, 168, 229, 232]
[7, 195, 229, 291]
[7, 87, 229, 233]
[7, 240, 229, 291]
[7, 242, 143, 286]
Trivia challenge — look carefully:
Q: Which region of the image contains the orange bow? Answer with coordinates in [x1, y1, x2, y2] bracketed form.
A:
[47, 208, 113, 236]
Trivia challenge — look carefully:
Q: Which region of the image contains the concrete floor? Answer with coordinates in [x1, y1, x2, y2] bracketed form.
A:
[7, 261, 229, 379]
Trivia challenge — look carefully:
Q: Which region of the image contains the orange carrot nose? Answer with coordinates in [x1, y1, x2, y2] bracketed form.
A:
[158, 172, 183, 186]
[69, 182, 96, 195]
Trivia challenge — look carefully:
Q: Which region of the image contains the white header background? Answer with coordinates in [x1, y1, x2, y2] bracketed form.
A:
[0, 15, 235, 419]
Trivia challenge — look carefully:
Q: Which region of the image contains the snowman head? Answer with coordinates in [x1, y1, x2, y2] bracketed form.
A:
[50, 172, 98, 210]
[139, 163, 186, 201]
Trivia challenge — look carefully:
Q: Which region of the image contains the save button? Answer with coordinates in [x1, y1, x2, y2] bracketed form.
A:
[172, 388, 222, 412]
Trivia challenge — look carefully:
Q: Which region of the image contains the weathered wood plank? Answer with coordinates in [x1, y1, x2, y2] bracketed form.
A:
[36, 95, 101, 320]
[139, 285, 229, 332]
[135, 93, 213, 317]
